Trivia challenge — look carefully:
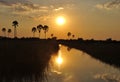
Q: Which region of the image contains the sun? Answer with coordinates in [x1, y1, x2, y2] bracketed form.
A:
[56, 16, 66, 25]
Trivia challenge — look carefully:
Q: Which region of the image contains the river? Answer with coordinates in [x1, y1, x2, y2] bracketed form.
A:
[45, 45, 120, 82]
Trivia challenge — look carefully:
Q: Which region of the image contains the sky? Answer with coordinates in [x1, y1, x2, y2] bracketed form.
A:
[0, 0, 120, 40]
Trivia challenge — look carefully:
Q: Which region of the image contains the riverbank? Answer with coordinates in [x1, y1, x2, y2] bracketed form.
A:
[58, 40, 120, 67]
[0, 38, 59, 82]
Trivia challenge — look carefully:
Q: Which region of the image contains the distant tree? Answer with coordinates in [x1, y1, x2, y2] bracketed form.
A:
[51, 34, 54, 38]
[106, 38, 112, 42]
[12, 20, 18, 38]
[90, 38, 94, 41]
[78, 38, 83, 41]
[32, 27, 37, 37]
[8, 29, 12, 37]
[2, 28, 6, 37]
[72, 35, 75, 39]
[67, 32, 71, 39]
[43, 25, 49, 39]
[37, 24, 43, 38]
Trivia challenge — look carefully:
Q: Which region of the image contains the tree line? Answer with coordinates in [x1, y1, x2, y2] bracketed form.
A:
[32, 25, 49, 39]
[1, 21, 50, 39]
[1, 20, 76, 39]
[67, 32, 75, 39]
[1, 20, 18, 38]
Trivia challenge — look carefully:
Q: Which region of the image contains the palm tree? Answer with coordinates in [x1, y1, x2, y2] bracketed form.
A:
[2, 28, 6, 37]
[67, 32, 71, 39]
[8, 29, 12, 37]
[37, 24, 43, 38]
[32, 27, 37, 37]
[12, 20, 18, 38]
[42, 25, 49, 39]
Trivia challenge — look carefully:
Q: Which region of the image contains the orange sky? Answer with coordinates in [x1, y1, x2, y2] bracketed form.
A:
[0, 0, 120, 40]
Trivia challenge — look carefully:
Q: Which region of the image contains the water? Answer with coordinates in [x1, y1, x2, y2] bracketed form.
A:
[45, 45, 120, 82]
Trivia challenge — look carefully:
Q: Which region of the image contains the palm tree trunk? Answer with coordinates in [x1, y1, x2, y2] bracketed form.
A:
[14, 27, 15, 38]
[14, 26, 17, 38]
[33, 33, 35, 37]
[45, 33, 46, 39]
[68, 36, 70, 40]
[8, 33, 9, 37]
[4, 32, 6, 37]
[39, 32, 41, 39]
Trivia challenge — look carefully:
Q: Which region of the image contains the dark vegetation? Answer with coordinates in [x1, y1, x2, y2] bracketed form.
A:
[58, 39, 120, 68]
[0, 38, 59, 82]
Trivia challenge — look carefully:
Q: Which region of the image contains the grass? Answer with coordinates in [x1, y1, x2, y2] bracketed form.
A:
[0, 38, 59, 82]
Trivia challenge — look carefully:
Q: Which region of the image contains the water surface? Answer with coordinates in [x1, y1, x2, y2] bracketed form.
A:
[46, 45, 120, 82]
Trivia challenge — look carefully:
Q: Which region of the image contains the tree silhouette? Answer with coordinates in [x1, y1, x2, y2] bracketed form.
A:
[2, 28, 6, 37]
[12, 20, 18, 38]
[8, 29, 12, 37]
[51, 34, 54, 38]
[72, 35, 75, 39]
[43, 25, 49, 39]
[67, 32, 71, 39]
[32, 27, 37, 37]
[37, 24, 43, 39]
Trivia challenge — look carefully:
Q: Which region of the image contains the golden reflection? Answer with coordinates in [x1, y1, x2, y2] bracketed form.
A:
[49, 49, 63, 74]
[56, 50, 63, 65]
[56, 55, 63, 65]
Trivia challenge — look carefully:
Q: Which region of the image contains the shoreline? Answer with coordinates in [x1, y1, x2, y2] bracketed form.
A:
[58, 40, 120, 68]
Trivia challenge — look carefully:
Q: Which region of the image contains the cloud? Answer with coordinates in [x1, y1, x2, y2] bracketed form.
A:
[96, 0, 120, 10]
[0, 0, 30, 4]
[0, 0, 49, 13]
[0, 0, 65, 20]
[0, 0, 75, 21]
[54, 7, 64, 11]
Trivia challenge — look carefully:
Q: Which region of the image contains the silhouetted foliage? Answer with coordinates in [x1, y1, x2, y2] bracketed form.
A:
[32, 27, 37, 37]
[43, 25, 49, 39]
[52, 37, 57, 40]
[67, 32, 71, 39]
[72, 35, 75, 39]
[8, 29, 12, 37]
[78, 38, 83, 41]
[12, 20, 18, 38]
[106, 38, 112, 42]
[37, 24, 43, 38]
[2, 28, 6, 37]
[51, 34, 54, 38]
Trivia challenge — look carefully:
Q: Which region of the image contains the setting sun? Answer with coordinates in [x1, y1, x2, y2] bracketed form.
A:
[56, 16, 66, 25]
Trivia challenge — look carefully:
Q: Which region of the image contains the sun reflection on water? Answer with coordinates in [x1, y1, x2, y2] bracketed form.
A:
[56, 50, 63, 65]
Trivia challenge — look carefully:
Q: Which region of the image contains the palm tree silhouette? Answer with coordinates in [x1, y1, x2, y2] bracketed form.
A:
[67, 32, 71, 39]
[32, 27, 37, 37]
[37, 24, 43, 39]
[43, 25, 49, 39]
[8, 29, 12, 37]
[2, 28, 6, 37]
[12, 20, 18, 38]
